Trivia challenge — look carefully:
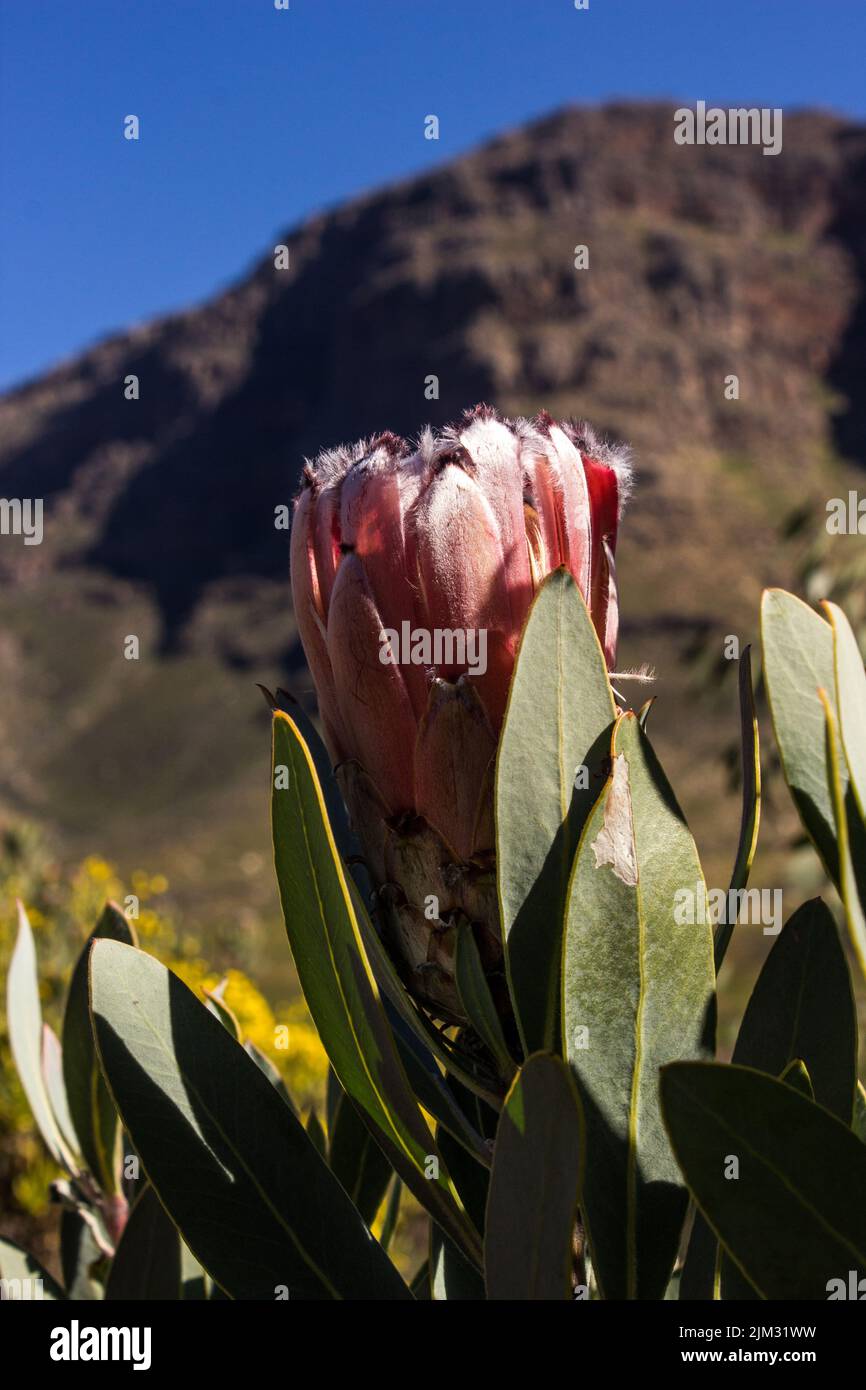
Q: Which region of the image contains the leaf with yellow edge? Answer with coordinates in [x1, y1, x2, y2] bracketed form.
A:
[562, 713, 715, 1300]
[819, 688, 866, 984]
[271, 711, 482, 1268]
[497, 568, 616, 1056]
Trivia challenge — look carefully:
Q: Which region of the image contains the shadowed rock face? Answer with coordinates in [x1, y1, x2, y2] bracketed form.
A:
[1, 100, 865, 938]
[1, 101, 864, 654]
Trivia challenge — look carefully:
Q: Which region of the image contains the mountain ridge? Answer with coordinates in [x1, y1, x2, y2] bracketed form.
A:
[3, 103, 864, 630]
[1, 100, 864, 934]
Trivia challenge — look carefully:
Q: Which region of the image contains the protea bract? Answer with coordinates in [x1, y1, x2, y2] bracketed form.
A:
[290, 406, 631, 1023]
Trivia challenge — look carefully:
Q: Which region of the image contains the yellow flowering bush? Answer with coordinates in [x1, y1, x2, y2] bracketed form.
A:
[0, 823, 329, 1241]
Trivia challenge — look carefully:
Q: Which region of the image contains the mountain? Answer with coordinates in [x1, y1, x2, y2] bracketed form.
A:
[2, 102, 865, 983]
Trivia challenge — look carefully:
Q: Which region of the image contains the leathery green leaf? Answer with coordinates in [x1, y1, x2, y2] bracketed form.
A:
[853, 1082, 866, 1143]
[59, 1209, 103, 1301]
[105, 1184, 181, 1301]
[455, 919, 516, 1082]
[41, 1024, 80, 1159]
[431, 1119, 489, 1301]
[715, 645, 761, 971]
[8, 902, 78, 1173]
[661, 1062, 866, 1300]
[327, 1083, 393, 1227]
[496, 568, 616, 1056]
[820, 689, 866, 983]
[350, 869, 501, 1122]
[90, 940, 411, 1300]
[431, 1229, 485, 1301]
[180, 1240, 207, 1300]
[732, 897, 856, 1122]
[780, 1058, 814, 1099]
[679, 1209, 720, 1301]
[485, 1053, 585, 1300]
[243, 1040, 296, 1112]
[203, 978, 241, 1040]
[761, 589, 844, 883]
[0, 1237, 64, 1300]
[271, 711, 482, 1267]
[825, 600, 866, 827]
[382, 998, 492, 1162]
[63, 901, 136, 1191]
[563, 712, 715, 1300]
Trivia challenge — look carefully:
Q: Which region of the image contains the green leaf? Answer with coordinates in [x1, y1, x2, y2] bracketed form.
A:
[760, 589, 844, 883]
[731, 898, 856, 1122]
[271, 710, 482, 1267]
[263, 685, 356, 858]
[444, 1072, 500, 1147]
[780, 1058, 814, 1099]
[41, 1024, 80, 1158]
[59, 1208, 104, 1300]
[326, 1066, 342, 1133]
[105, 1184, 181, 1300]
[679, 1210, 720, 1301]
[431, 1227, 486, 1301]
[410, 1260, 431, 1300]
[0, 1237, 64, 1300]
[484, 1054, 585, 1301]
[661, 1061, 866, 1300]
[496, 568, 616, 1054]
[823, 604, 866, 982]
[719, 1253, 761, 1302]
[305, 1107, 327, 1158]
[354, 874, 501, 1116]
[243, 1040, 296, 1113]
[562, 713, 716, 1300]
[90, 939, 411, 1300]
[53, 1180, 114, 1262]
[7, 902, 77, 1172]
[279, 708, 494, 1152]
[820, 689, 866, 983]
[430, 1117, 489, 1301]
[637, 696, 655, 731]
[825, 600, 866, 826]
[180, 1240, 207, 1300]
[455, 919, 516, 1082]
[327, 1085, 393, 1226]
[383, 1003, 491, 1162]
[717, 1061, 806, 1308]
[438, 1092, 492, 1232]
[63, 901, 136, 1191]
[853, 1082, 866, 1144]
[715, 645, 761, 971]
[379, 1176, 402, 1253]
[203, 978, 241, 1040]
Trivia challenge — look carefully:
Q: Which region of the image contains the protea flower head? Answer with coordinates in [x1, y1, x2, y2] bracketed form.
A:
[291, 406, 631, 1024]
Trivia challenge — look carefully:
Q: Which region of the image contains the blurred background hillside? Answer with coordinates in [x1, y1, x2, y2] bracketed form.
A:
[2, 0, 866, 1260]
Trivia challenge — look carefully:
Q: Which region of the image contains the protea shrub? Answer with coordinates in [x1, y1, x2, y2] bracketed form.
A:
[4, 404, 866, 1305]
[290, 406, 632, 1023]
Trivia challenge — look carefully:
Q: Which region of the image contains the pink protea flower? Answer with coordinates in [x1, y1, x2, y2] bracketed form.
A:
[291, 406, 631, 1022]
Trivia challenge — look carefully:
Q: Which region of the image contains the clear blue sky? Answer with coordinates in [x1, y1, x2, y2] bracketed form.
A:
[1, 0, 863, 392]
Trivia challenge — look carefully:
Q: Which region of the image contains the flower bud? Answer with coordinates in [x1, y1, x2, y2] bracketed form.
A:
[291, 406, 631, 1023]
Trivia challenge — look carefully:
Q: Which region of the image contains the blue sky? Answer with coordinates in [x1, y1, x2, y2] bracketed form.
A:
[1, 0, 863, 391]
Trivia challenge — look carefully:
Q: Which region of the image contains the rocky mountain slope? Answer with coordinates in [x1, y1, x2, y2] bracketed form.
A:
[2, 102, 865, 973]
